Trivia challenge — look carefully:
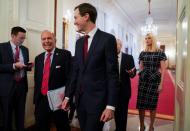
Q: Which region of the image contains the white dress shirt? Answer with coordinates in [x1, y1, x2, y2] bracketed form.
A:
[44, 48, 55, 65]
[10, 41, 24, 65]
[10, 41, 25, 77]
[85, 27, 98, 51]
[118, 52, 122, 74]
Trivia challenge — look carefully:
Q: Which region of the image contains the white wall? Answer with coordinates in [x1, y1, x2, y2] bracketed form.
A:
[0, 0, 9, 42]
[0, 0, 20, 42]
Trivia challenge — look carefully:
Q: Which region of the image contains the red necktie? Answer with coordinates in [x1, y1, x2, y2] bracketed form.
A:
[15, 46, 20, 62]
[83, 35, 89, 60]
[80, 35, 89, 93]
[14, 46, 22, 81]
[41, 53, 52, 95]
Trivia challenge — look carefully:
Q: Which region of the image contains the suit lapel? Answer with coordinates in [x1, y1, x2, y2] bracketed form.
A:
[121, 53, 131, 71]
[120, 53, 124, 74]
[7, 42, 14, 63]
[20, 46, 27, 64]
[78, 38, 86, 72]
[121, 53, 129, 72]
[80, 38, 85, 66]
[50, 48, 58, 76]
[83, 29, 101, 70]
[38, 53, 45, 83]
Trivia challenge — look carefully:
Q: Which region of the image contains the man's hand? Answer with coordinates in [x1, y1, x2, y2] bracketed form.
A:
[126, 67, 136, 78]
[14, 62, 26, 69]
[100, 108, 114, 122]
[57, 93, 65, 108]
[158, 84, 162, 93]
[26, 62, 34, 71]
[61, 99, 70, 111]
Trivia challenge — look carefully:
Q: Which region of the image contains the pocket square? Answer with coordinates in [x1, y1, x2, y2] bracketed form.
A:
[56, 65, 61, 69]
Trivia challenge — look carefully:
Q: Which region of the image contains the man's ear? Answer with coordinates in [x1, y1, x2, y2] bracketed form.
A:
[84, 13, 90, 21]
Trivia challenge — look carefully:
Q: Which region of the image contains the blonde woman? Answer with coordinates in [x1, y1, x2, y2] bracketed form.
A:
[137, 33, 167, 131]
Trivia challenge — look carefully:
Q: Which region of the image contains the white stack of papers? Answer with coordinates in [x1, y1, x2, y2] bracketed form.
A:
[47, 86, 65, 111]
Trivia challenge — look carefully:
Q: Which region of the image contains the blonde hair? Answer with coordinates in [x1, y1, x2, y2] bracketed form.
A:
[144, 33, 160, 52]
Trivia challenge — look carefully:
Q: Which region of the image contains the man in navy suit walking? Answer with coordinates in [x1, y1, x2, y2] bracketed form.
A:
[114, 39, 136, 131]
[62, 3, 119, 131]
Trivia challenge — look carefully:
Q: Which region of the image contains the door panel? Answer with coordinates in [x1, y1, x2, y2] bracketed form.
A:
[176, 0, 190, 130]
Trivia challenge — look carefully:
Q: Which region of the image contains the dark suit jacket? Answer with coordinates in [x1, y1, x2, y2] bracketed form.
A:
[34, 48, 71, 105]
[66, 29, 119, 113]
[0, 42, 29, 96]
[119, 53, 136, 100]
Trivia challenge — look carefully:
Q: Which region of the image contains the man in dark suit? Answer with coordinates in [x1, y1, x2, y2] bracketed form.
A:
[0, 26, 31, 131]
[114, 39, 136, 131]
[62, 3, 119, 131]
[34, 30, 71, 131]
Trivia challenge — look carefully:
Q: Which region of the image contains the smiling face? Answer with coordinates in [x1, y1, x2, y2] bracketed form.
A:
[74, 8, 89, 33]
[41, 31, 56, 52]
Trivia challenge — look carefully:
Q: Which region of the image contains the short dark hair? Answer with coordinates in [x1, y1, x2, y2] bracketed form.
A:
[74, 3, 97, 24]
[11, 26, 26, 36]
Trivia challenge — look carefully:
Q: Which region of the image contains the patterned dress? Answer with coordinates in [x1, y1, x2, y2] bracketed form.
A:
[136, 50, 167, 110]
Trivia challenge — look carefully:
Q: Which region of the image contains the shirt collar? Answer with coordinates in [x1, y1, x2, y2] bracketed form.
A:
[45, 48, 55, 56]
[10, 41, 18, 49]
[86, 27, 98, 39]
[118, 52, 122, 58]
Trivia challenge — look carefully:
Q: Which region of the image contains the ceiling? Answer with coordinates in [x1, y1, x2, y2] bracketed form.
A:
[113, 0, 177, 36]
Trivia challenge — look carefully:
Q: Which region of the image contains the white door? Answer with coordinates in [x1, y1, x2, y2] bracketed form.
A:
[175, 0, 190, 130]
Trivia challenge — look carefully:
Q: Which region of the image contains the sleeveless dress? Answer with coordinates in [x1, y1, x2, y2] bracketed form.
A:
[136, 50, 167, 110]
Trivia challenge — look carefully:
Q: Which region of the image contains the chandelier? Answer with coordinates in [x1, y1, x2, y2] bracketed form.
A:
[141, 0, 158, 35]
